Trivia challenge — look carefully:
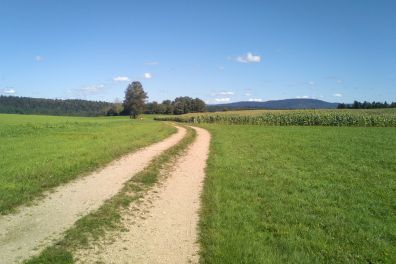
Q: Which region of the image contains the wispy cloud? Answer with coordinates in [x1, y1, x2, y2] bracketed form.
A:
[333, 93, 343, 97]
[113, 76, 130, 82]
[248, 98, 262, 102]
[236, 52, 261, 63]
[215, 98, 230, 102]
[217, 91, 234, 96]
[218, 66, 225, 70]
[244, 93, 252, 96]
[308, 81, 315, 85]
[326, 76, 343, 84]
[35, 55, 44, 62]
[81, 84, 104, 93]
[144, 72, 152, 79]
[145, 61, 159, 65]
[70, 84, 105, 97]
[296, 95, 310, 99]
[1, 88, 16, 94]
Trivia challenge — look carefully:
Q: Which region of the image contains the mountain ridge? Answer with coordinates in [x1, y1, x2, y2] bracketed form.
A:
[208, 98, 339, 111]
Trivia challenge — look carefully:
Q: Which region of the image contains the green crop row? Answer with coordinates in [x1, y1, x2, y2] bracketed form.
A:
[155, 109, 396, 127]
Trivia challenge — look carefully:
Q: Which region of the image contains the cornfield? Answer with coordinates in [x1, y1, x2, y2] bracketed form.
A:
[155, 109, 396, 127]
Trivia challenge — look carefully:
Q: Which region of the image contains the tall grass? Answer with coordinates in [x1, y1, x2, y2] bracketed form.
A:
[155, 109, 396, 127]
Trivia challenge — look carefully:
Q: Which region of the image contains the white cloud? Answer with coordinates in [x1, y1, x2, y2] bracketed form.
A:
[113, 76, 130, 82]
[336, 79, 343, 84]
[308, 81, 315, 85]
[215, 98, 230, 102]
[71, 84, 105, 97]
[236, 52, 261, 63]
[296, 95, 310, 99]
[248, 98, 262, 102]
[333, 93, 343, 97]
[35, 55, 44, 62]
[1, 88, 16, 94]
[145, 61, 159, 65]
[82, 84, 104, 93]
[244, 93, 252, 96]
[144, 72, 152, 79]
[218, 91, 234, 96]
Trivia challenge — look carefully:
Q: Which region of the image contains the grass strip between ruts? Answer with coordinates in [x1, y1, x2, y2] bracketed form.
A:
[25, 125, 196, 264]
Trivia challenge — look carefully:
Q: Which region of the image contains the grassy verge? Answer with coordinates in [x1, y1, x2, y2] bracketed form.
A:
[25, 125, 196, 264]
[0, 114, 175, 214]
[199, 125, 396, 263]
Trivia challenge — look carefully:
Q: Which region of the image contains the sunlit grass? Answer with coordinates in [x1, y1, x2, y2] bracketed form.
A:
[199, 124, 396, 263]
[0, 114, 175, 214]
[25, 126, 196, 264]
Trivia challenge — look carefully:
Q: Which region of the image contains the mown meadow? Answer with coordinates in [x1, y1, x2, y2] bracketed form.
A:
[2, 110, 395, 263]
[0, 114, 175, 214]
[198, 124, 396, 263]
[190, 109, 396, 263]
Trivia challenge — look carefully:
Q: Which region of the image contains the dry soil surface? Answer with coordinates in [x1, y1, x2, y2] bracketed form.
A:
[74, 126, 211, 264]
[0, 126, 186, 264]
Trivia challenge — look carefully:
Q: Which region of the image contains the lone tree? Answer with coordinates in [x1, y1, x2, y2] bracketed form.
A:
[123, 81, 148, 118]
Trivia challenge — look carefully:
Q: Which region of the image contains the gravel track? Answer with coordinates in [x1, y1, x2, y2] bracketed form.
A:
[75, 126, 210, 264]
[0, 126, 186, 264]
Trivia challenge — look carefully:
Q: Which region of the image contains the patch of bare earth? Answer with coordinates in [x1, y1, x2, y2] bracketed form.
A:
[74, 126, 210, 264]
[0, 126, 186, 264]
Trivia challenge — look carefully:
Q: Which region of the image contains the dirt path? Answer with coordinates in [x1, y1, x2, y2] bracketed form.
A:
[75, 126, 211, 264]
[0, 126, 186, 264]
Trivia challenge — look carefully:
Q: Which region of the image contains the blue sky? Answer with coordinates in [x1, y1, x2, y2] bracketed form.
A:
[0, 0, 395, 104]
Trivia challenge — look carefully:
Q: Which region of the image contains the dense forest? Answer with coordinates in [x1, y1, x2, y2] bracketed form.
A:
[0, 96, 113, 116]
[0, 95, 206, 116]
[338, 101, 396, 109]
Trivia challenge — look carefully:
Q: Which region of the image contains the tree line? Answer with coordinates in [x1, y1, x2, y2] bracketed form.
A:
[338, 101, 396, 109]
[0, 82, 206, 117]
[145, 97, 206, 115]
[0, 95, 113, 116]
[107, 81, 206, 117]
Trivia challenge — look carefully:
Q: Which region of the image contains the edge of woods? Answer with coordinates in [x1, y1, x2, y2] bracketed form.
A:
[25, 124, 197, 264]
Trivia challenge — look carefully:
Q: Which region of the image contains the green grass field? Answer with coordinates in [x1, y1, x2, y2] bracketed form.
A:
[199, 124, 396, 263]
[0, 114, 175, 214]
[2, 112, 395, 263]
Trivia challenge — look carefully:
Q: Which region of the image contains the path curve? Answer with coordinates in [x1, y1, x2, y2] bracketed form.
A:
[75, 126, 211, 264]
[0, 125, 186, 264]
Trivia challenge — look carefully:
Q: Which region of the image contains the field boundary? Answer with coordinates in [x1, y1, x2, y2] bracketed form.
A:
[155, 109, 396, 127]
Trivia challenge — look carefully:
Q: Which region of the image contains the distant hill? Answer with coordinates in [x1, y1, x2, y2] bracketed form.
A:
[0, 96, 113, 116]
[208, 98, 339, 111]
[0, 96, 340, 117]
